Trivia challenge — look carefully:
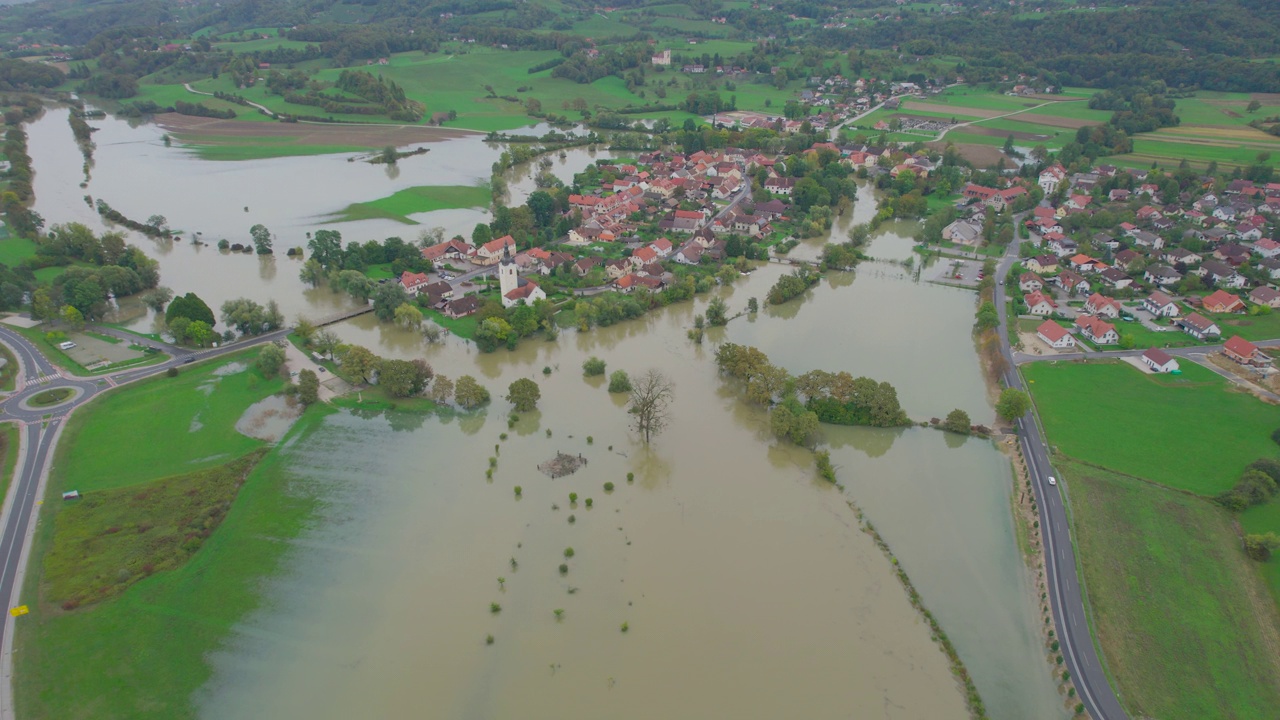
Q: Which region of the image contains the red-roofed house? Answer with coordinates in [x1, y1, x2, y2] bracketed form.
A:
[400, 271, 432, 296]
[421, 238, 473, 263]
[1075, 315, 1119, 345]
[1084, 293, 1123, 319]
[1024, 290, 1058, 316]
[1202, 290, 1245, 314]
[476, 235, 516, 265]
[1036, 320, 1076, 349]
[1141, 348, 1180, 373]
[630, 246, 658, 267]
[1223, 335, 1272, 367]
[1178, 312, 1221, 340]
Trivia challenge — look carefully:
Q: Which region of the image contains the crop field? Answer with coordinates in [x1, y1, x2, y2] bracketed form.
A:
[1061, 460, 1280, 720]
[1022, 359, 1280, 496]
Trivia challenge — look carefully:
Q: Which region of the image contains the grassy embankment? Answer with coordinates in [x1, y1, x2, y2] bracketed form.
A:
[0, 341, 17, 392]
[14, 347, 330, 720]
[1023, 359, 1280, 719]
[0, 423, 19, 515]
[328, 184, 490, 224]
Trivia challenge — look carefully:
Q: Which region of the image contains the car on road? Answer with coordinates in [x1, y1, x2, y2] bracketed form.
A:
[1048, 476, 1057, 486]
[182, 357, 196, 364]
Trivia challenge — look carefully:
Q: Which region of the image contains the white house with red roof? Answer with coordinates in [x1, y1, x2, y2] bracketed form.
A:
[1038, 164, 1066, 195]
[1036, 320, 1076, 349]
[1075, 315, 1118, 345]
[1141, 348, 1180, 373]
[1024, 290, 1058, 316]
[476, 235, 516, 265]
[1084, 293, 1123, 319]
[400, 271, 432, 296]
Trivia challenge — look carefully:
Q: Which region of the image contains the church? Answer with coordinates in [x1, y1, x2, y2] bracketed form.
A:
[499, 245, 546, 308]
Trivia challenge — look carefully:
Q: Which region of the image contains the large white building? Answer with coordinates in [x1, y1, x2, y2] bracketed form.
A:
[499, 246, 546, 308]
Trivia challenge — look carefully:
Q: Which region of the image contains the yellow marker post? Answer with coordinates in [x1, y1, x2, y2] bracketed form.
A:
[9, 605, 28, 617]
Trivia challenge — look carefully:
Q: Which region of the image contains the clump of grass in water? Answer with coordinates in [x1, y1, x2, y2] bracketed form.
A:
[620, 622, 629, 633]
[486, 634, 494, 645]
[513, 486, 522, 497]
[559, 563, 568, 575]
[490, 602, 501, 614]
[563, 547, 574, 559]
[603, 482, 614, 493]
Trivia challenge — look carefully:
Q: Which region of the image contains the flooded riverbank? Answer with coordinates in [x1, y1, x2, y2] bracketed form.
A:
[20, 107, 1064, 718]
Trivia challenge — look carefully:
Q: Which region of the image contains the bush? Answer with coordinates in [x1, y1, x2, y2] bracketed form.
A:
[166, 367, 179, 378]
[1215, 469, 1278, 512]
[608, 370, 632, 393]
[603, 482, 614, 492]
[1272, 427, 1280, 447]
[563, 547, 575, 558]
[582, 356, 606, 376]
[941, 409, 972, 435]
[559, 563, 569, 574]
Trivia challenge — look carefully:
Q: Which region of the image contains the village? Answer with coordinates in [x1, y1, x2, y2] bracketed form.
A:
[942, 161, 1280, 388]
[391, 141, 915, 323]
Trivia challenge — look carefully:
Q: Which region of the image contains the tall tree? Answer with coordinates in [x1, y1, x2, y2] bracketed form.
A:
[628, 369, 674, 444]
[996, 387, 1032, 422]
[250, 224, 273, 255]
[506, 378, 541, 411]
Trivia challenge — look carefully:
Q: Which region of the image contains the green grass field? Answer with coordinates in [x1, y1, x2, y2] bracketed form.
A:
[55, 348, 284, 489]
[14, 348, 325, 720]
[15, 411, 329, 720]
[1213, 310, 1280, 341]
[1241, 500, 1280, 599]
[328, 184, 490, 224]
[1062, 460, 1280, 720]
[1023, 360, 1280, 495]
[0, 236, 37, 266]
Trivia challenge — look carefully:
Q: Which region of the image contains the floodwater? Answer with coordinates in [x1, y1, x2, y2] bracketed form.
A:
[25, 107, 611, 333]
[21, 107, 1064, 718]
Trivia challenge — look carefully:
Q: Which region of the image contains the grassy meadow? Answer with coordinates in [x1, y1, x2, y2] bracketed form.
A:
[1062, 460, 1280, 720]
[14, 348, 329, 720]
[1023, 360, 1280, 495]
[328, 184, 490, 224]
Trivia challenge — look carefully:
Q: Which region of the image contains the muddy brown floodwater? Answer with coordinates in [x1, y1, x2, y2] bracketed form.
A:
[22, 106, 1065, 718]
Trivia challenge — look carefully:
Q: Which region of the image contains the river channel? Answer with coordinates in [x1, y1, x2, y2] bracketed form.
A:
[23, 107, 1065, 718]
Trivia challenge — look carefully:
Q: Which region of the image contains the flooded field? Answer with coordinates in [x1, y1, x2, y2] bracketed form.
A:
[21, 107, 1064, 718]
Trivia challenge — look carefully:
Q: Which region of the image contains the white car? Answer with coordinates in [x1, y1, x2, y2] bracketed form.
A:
[1048, 476, 1057, 486]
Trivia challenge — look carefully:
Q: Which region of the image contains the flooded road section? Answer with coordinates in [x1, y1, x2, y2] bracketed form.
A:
[22, 108, 1063, 718]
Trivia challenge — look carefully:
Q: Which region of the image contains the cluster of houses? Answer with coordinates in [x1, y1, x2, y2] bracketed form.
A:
[1011, 162, 1279, 369]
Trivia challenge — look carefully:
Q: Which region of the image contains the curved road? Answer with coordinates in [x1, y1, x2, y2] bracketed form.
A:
[0, 323, 289, 720]
[992, 228, 1129, 720]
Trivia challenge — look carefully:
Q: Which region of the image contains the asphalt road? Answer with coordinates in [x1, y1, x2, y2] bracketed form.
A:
[993, 228, 1129, 720]
[0, 323, 289, 719]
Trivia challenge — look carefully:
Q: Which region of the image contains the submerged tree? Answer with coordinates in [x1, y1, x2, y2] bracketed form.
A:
[628, 369, 674, 444]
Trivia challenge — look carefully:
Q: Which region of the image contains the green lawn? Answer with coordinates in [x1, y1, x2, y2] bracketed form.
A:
[1023, 360, 1280, 495]
[9, 324, 167, 377]
[0, 236, 37, 266]
[1212, 310, 1280, 342]
[54, 347, 285, 490]
[1241, 500, 1280, 599]
[328, 184, 490, 224]
[1111, 319, 1211, 349]
[1062, 460, 1280, 720]
[424, 307, 478, 340]
[15, 409, 330, 720]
